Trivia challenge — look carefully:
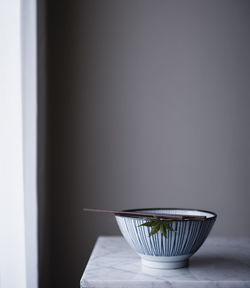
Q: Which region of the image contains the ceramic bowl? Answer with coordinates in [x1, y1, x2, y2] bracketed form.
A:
[115, 208, 217, 269]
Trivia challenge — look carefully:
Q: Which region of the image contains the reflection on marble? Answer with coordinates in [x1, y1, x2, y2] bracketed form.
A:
[80, 236, 250, 288]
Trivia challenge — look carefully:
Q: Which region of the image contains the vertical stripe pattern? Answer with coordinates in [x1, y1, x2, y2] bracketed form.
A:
[115, 209, 216, 257]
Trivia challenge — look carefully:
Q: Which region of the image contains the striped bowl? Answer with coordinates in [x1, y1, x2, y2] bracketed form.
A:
[115, 208, 217, 269]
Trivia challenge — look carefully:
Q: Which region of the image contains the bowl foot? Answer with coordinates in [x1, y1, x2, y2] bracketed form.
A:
[139, 254, 190, 269]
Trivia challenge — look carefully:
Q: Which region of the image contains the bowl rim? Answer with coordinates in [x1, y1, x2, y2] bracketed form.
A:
[118, 207, 217, 221]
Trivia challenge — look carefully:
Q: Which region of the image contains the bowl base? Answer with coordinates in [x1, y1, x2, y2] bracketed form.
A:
[139, 254, 190, 269]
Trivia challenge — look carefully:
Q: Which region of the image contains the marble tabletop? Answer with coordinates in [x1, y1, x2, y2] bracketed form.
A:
[80, 236, 250, 288]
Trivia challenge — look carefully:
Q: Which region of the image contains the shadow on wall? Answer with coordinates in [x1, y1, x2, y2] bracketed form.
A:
[38, 0, 250, 287]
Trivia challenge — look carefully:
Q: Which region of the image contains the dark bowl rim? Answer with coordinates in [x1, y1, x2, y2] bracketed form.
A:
[116, 208, 217, 221]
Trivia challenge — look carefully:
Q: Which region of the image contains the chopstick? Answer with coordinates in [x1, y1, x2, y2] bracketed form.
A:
[83, 208, 206, 221]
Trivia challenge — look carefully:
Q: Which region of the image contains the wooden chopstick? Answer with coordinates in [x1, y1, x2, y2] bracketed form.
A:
[83, 208, 206, 221]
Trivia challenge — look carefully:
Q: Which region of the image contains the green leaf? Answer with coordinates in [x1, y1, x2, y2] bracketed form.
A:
[137, 217, 177, 237]
[138, 222, 155, 227]
[149, 224, 160, 236]
[147, 217, 159, 223]
[160, 224, 167, 238]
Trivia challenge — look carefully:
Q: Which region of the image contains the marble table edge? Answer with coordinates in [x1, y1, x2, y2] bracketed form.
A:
[80, 236, 250, 288]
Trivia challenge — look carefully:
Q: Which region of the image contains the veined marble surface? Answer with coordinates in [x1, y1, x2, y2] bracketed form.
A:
[80, 236, 250, 288]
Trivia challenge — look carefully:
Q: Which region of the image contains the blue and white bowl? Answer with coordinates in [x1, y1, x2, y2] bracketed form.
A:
[115, 208, 217, 269]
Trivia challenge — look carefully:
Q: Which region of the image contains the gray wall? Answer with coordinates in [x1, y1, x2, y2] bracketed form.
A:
[39, 0, 250, 287]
